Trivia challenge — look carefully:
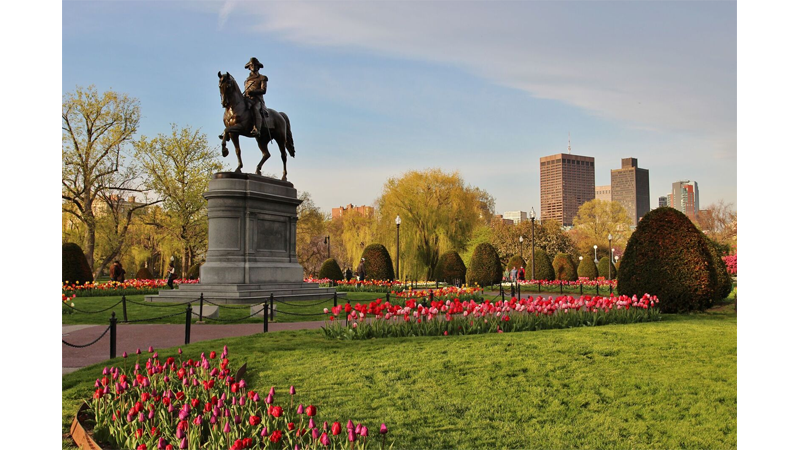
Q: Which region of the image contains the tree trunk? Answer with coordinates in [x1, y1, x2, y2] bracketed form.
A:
[83, 209, 96, 278]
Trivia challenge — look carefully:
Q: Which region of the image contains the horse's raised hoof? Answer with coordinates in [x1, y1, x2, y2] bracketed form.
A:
[222, 148, 229, 157]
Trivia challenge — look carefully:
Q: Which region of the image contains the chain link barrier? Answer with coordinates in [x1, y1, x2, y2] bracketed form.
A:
[125, 311, 188, 323]
[64, 299, 123, 314]
[193, 308, 265, 322]
[62, 326, 111, 348]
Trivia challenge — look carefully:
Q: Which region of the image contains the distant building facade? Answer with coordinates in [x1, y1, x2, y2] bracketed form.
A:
[595, 185, 611, 202]
[502, 211, 528, 224]
[540, 153, 595, 226]
[610, 158, 650, 225]
[493, 214, 514, 225]
[331, 204, 374, 219]
[669, 181, 700, 221]
[658, 196, 669, 208]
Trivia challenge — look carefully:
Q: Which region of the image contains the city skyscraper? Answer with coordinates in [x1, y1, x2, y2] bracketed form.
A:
[670, 180, 700, 221]
[610, 158, 651, 225]
[540, 150, 595, 227]
[658, 196, 669, 208]
[595, 185, 611, 202]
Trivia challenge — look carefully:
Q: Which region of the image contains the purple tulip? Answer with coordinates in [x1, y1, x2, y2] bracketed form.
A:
[309, 418, 316, 429]
[238, 379, 246, 389]
[163, 376, 170, 383]
[94, 379, 101, 388]
[321, 433, 331, 446]
[224, 408, 230, 418]
[347, 420, 354, 430]
[179, 437, 188, 449]
[239, 396, 245, 406]
[380, 423, 388, 434]
[261, 427, 269, 437]
[178, 411, 188, 421]
[148, 346, 154, 353]
[102, 367, 109, 375]
[360, 425, 368, 437]
[323, 421, 328, 431]
[297, 404, 304, 415]
[123, 351, 128, 359]
[148, 410, 155, 420]
[355, 424, 362, 434]
[348, 429, 356, 442]
[168, 404, 175, 413]
[266, 393, 273, 404]
[126, 413, 134, 423]
[209, 415, 217, 425]
[157, 437, 167, 450]
[193, 415, 203, 426]
[213, 406, 220, 417]
[253, 393, 260, 402]
[138, 412, 146, 423]
[295, 445, 300, 450]
[234, 415, 242, 425]
[153, 352, 159, 359]
[178, 348, 183, 355]
[192, 378, 199, 387]
[176, 428, 185, 439]
[290, 385, 296, 395]
[136, 348, 141, 355]
[312, 428, 320, 439]
[223, 421, 231, 433]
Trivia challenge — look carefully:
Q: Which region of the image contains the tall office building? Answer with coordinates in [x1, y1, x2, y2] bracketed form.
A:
[595, 185, 611, 202]
[540, 152, 595, 226]
[610, 158, 650, 225]
[670, 181, 700, 221]
[502, 211, 528, 224]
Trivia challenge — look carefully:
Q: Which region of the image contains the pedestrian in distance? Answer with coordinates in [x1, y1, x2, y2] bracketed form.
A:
[356, 258, 366, 285]
[510, 266, 518, 283]
[518, 266, 525, 281]
[503, 268, 510, 282]
[167, 262, 176, 289]
[345, 266, 353, 282]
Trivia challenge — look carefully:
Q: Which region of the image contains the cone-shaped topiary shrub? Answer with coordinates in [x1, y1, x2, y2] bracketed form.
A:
[577, 255, 599, 280]
[467, 243, 503, 286]
[618, 207, 719, 313]
[434, 250, 467, 285]
[187, 263, 202, 280]
[552, 253, 577, 281]
[527, 249, 555, 281]
[360, 244, 395, 281]
[703, 235, 733, 305]
[319, 258, 344, 281]
[136, 267, 154, 280]
[597, 256, 617, 280]
[507, 255, 526, 271]
[63, 242, 93, 284]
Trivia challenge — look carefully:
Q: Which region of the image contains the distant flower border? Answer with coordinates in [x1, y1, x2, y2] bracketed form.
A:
[63, 279, 199, 297]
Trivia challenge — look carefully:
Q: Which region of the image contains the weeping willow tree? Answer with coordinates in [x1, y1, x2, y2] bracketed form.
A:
[376, 169, 494, 280]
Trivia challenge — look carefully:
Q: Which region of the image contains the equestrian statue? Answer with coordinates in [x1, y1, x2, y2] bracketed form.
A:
[218, 57, 295, 180]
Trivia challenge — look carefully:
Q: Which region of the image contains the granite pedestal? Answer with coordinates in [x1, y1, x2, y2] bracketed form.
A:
[145, 172, 341, 305]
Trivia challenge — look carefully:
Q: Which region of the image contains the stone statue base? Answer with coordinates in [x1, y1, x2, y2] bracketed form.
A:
[145, 172, 341, 304]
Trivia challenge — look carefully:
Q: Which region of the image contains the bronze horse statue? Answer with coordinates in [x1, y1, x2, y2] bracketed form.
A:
[218, 71, 295, 180]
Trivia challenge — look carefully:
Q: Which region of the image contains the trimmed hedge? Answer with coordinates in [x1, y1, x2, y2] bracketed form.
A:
[597, 256, 617, 280]
[63, 242, 93, 284]
[552, 253, 577, 281]
[434, 250, 468, 285]
[361, 244, 395, 281]
[135, 267, 154, 280]
[618, 207, 719, 313]
[319, 258, 344, 281]
[467, 243, 503, 286]
[704, 235, 733, 305]
[577, 255, 599, 280]
[528, 249, 555, 281]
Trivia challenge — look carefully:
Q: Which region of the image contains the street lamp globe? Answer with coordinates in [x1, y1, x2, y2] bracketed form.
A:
[519, 236, 523, 243]
[395, 215, 401, 226]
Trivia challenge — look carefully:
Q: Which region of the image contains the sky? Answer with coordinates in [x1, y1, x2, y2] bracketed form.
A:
[62, 0, 736, 216]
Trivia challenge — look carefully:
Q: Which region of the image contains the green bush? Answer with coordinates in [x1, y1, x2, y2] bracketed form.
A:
[466, 243, 503, 286]
[187, 263, 202, 280]
[62, 242, 93, 284]
[135, 267, 154, 280]
[433, 250, 467, 285]
[506, 254, 526, 279]
[704, 235, 733, 305]
[552, 253, 577, 281]
[527, 249, 555, 281]
[597, 256, 617, 280]
[361, 244, 395, 281]
[577, 255, 599, 280]
[618, 207, 719, 313]
[319, 258, 344, 281]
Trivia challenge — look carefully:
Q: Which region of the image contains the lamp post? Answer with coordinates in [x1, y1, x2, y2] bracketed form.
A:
[395, 215, 401, 281]
[323, 236, 330, 259]
[593, 244, 598, 264]
[607, 233, 613, 279]
[530, 207, 536, 281]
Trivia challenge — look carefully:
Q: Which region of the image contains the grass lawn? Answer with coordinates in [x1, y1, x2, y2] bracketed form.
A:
[62, 300, 736, 449]
[62, 292, 394, 325]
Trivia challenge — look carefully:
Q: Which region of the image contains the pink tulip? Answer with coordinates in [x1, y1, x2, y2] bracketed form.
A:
[360, 425, 368, 437]
[297, 404, 304, 415]
[321, 432, 331, 446]
[290, 385, 296, 395]
[148, 346, 154, 353]
[223, 421, 231, 433]
[176, 428, 185, 439]
[380, 424, 388, 434]
[179, 437, 188, 449]
[261, 427, 269, 437]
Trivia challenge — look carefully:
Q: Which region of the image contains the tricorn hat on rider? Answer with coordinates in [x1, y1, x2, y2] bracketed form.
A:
[245, 57, 263, 70]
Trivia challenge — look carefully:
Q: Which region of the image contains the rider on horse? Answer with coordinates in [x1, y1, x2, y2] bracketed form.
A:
[244, 57, 269, 139]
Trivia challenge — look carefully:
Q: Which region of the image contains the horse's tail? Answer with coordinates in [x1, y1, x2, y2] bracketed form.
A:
[280, 112, 295, 157]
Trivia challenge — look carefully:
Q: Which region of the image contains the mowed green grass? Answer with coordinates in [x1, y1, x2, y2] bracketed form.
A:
[62, 303, 736, 449]
[62, 292, 386, 325]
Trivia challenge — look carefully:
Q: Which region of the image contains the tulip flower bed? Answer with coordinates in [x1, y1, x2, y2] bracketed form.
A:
[305, 278, 438, 293]
[63, 279, 199, 298]
[82, 346, 391, 450]
[390, 286, 485, 303]
[322, 294, 659, 340]
[723, 254, 737, 275]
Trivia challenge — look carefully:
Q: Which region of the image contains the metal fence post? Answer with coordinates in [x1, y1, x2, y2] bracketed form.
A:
[596, 283, 599, 295]
[121, 295, 128, 323]
[429, 290, 434, 306]
[334, 291, 338, 308]
[109, 312, 117, 359]
[270, 294, 275, 321]
[501, 284, 505, 303]
[264, 300, 274, 333]
[184, 304, 192, 345]
[560, 281, 563, 295]
[580, 282, 583, 295]
[538, 280, 541, 293]
[436, 280, 439, 289]
[199, 293, 205, 322]
[386, 291, 390, 304]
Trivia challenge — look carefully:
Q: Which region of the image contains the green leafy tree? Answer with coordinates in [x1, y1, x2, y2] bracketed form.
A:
[62, 86, 141, 273]
[295, 192, 328, 276]
[491, 219, 575, 267]
[571, 199, 632, 258]
[376, 169, 494, 280]
[133, 124, 223, 275]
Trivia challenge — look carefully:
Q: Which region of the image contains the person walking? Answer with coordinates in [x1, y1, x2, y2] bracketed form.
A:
[166, 262, 176, 289]
[356, 258, 366, 284]
[510, 266, 518, 283]
[503, 268, 510, 282]
[345, 267, 353, 282]
[518, 266, 525, 281]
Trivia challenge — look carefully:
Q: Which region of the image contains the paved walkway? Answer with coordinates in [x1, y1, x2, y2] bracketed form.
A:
[62, 321, 325, 375]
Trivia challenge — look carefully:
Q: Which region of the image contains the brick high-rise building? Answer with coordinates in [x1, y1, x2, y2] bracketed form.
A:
[540, 152, 595, 226]
[331, 204, 374, 219]
[670, 180, 700, 221]
[610, 158, 650, 225]
[595, 185, 611, 202]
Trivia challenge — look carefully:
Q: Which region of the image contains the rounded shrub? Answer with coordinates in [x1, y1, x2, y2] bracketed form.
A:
[704, 235, 733, 305]
[187, 263, 202, 280]
[434, 250, 467, 285]
[552, 253, 577, 281]
[319, 258, 344, 281]
[506, 255, 526, 271]
[577, 255, 599, 280]
[360, 244, 395, 281]
[597, 256, 617, 280]
[135, 267, 154, 280]
[527, 249, 555, 281]
[617, 207, 719, 313]
[466, 243, 503, 286]
[63, 242, 93, 284]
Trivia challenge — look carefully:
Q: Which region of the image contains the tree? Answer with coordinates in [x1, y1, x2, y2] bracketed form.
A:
[489, 218, 575, 266]
[695, 200, 737, 254]
[62, 86, 141, 272]
[295, 192, 328, 276]
[376, 169, 494, 280]
[571, 199, 632, 258]
[133, 124, 223, 275]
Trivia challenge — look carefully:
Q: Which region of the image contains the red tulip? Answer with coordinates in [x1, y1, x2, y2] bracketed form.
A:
[305, 405, 317, 417]
[249, 415, 261, 426]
